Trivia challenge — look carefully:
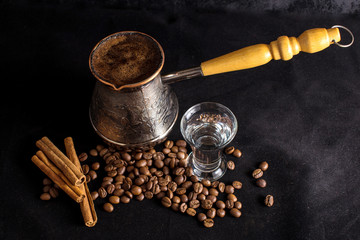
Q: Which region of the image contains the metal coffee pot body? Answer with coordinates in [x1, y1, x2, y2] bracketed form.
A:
[89, 27, 348, 149]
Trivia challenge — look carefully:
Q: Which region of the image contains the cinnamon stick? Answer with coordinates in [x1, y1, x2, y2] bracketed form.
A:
[64, 137, 97, 227]
[36, 150, 85, 199]
[31, 155, 84, 203]
[36, 137, 85, 186]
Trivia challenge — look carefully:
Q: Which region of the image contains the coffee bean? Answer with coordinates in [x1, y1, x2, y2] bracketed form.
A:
[207, 208, 216, 219]
[206, 195, 217, 203]
[185, 167, 193, 177]
[109, 195, 120, 204]
[49, 187, 59, 198]
[193, 182, 203, 193]
[211, 181, 219, 188]
[180, 194, 188, 203]
[113, 189, 124, 197]
[177, 152, 186, 160]
[161, 196, 172, 208]
[189, 199, 200, 208]
[188, 191, 198, 201]
[197, 193, 206, 201]
[225, 199, 234, 209]
[43, 185, 51, 193]
[106, 184, 115, 194]
[136, 193, 145, 201]
[176, 187, 186, 195]
[234, 201, 242, 209]
[225, 185, 235, 194]
[217, 208, 226, 218]
[218, 182, 225, 193]
[95, 144, 104, 152]
[103, 203, 114, 213]
[175, 140, 187, 147]
[227, 160, 235, 170]
[230, 208, 241, 218]
[216, 200, 225, 209]
[190, 175, 199, 183]
[232, 181, 242, 189]
[40, 193, 51, 201]
[252, 169, 263, 179]
[85, 175, 91, 183]
[174, 167, 185, 176]
[186, 207, 196, 216]
[143, 152, 152, 160]
[201, 179, 211, 187]
[181, 181, 192, 189]
[201, 187, 209, 196]
[265, 195, 274, 207]
[259, 161, 269, 171]
[167, 190, 174, 199]
[201, 199, 213, 210]
[209, 188, 219, 196]
[233, 149, 242, 158]
[135, 159, 147, 168]
[78, 152, 88, 162]
[98, 187, 107, 198]
[164, 140, 174, 149]
[178, 146, 187, 153]
[177, 203, 186, 213]
[43, 178, 52, 185]
[171, 203, 179, 212]
[227, 193, 238, 202]
[121, 152, 131, 162]
[197, 213, 207, 222]
[120, 195, 131, 204]
[256, 179, 267, 188]
[172, 196, 181, 204]
[134, 177, 145, 186]
[82, 164, 90, 174]
[162, 147, 171, 155]
[225, 146, 235, 155]
[91, 162, 100, 171]
[144, 191, 153, 199]
[131, 185, 142, 196]
[89, 149, 98, 157]
[91, 191, 99, 200]
[203, 218, 214, 228]
[134, 152, 143, 160]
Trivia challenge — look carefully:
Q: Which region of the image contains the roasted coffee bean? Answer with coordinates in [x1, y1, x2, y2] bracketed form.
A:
[197, 193, 206, 201]
[234, 201, 242, 209]
[85, 175, 91, 183]
[225, 185, 235, 194]
[99, 148, 109, 157]
[207, 208, 216, 219]
[144, 191, 153, 199]
[139, 167, 150, 176]
[126, 165, 134, 172]
[125, 190, 133, 199]
[175, 140, 187, 147]
[168, 153, 177, 158]
[162, 147, 171, 155]
[78, 152, 88, 162]
[188, 191, 198, 201]
[168, 181, 177, 192]
[121, 195, 131, 204]
[167, 190, 174, 199]
[107, 170, 117, 178]
[40, 193, 51, 201]
[201, 187, 209, 196]
[201, 179, 211, 187]
[201, 199, 213, 210]
[177, 152, 186, 160]
[227, 193, 238, 202]
[113, 189, 124, 197]
[82, 164, 90, 174]
[95, 144, 104, 152]
[164, 140, 174, 149]
[171, 146, 179, 153]
[98, 187, 107, 198]
[180, 194, 188, 203]
[91, 162, 100, 170]
[174, 175, 185, 185]
[104, 164, 114, 172]
[136, 193, 145, 201]
[115, 175, 125, 183]
[109, 195, 120, 204]
[176, 187, 186, 195]
[134, 152, 143, 160]
[154, 159, 164, 169]
[256, 179, 267, 188]
[265, 195, 274, 207]
[103, 203, 114, 213]
[134, 177, 145, 186]
[259, 161, 269, 171]
[135, 159, 147, 168]
[43, 178, 52, 185]
[203, 218, 214, 228]
[156, 192, 165, 199]
[197, 213, 207, 222]
[171, 203, 179, 212]
[225, 199, 234, 209]
[218, 182, 225, 193]
[107, 184, 115, 194]
[193, 182, 203, 193]
[172, 196, 181, 204]
[161, 196, 172, 208]
[186, 207, 196, 216]
[131, 185, 142, 196]
[232, 181, 242, 189]
[91, 191, 99, 200]
[189, 199, 200, 208]
[88, 170, 97, 180]
[217, 208, 226, 218]
[43, 185, 51, 193]
[185, 167, 193, 177]
[216, 200, 226, 209]
[89, 149, 98, 157]
[143, 152, 152, 160]
[225, 146, 235, 155]
[163, 166, 170, 175]
[207, 195, 217, 203]
[227, 208, 241, 219]
[252, 169, 263, 179]
[174, 167, 185, 176]
[181, 181, 192, 189]
[227, 160, 235, 170]
[233, 149, 242, 158]
[211, 181, 219, 188]
[178, 146, 187, 153]
[117, 166, 126, 175]
[190, 175, 199, 183]
[121, 152, 131, 162]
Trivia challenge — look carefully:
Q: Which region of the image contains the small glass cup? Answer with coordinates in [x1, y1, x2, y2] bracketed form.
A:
[180, 102, 238, 181]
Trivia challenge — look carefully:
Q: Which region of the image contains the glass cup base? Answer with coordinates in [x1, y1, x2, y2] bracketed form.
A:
[187, 152, 227, 181]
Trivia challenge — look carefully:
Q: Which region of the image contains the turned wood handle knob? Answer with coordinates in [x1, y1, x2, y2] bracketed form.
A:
[200, 28, 341, 76]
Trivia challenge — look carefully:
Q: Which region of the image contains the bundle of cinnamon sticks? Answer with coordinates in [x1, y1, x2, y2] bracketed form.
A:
[31, 136, 97, 227]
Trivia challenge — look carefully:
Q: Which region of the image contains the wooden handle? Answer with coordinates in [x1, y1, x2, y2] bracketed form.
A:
[200, 27, 341, 76]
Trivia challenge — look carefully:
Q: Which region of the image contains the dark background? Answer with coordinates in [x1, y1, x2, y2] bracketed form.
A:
[1, 1, 360, 239]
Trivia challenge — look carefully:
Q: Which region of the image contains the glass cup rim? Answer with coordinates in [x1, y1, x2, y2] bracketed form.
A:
[180, 102, 238, 148]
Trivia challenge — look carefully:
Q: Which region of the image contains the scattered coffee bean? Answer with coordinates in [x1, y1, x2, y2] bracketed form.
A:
[78, 152, 88, 162]
[88, 170, 97, 180]
[209, 188, 219, 196]
[98, 187, 107, 198]
[233, 149, 242, 158]
[259, 161, 269, 171]
[161, 197, 172, 208]
[40, 193, 51, 201]
[91, 191, 99, 200]
[234, 201, 242, 209]
[89, 149, 98, 157]
[131, 185, 142, 196]
[227, 193, 237, 202]
[43, 178, 52, 185]
[189, 199, 200, 209]
[179, 203, 188, 213]
[232, 181, 242, 189]
[92, 162, 100, 170]
[256, 179, 267, 188]
[109, 196, 120, 204]
[225, 185, 235, 194]
[230, 208, 241, 218]
[43, 185, 51, 193]
[186, 207, 196, 216]
[217, 208, 226, 218]
[136, 193, 145, 201]
[164, 140, 174, 149]
[201, 199, 213, 209]
[121, 195, 131, 204]
[227, 160, 235, 170]
[207, 208, 216, 219]
[197, 213, 207, 222]
[201, 179, 211, 187]
[49, 187, 59, 198]
[225, 146, 235, 155]
[218, 182, 225, 193]
[103, 202, 114, 212]
[203, 218, 214, 228]
[225, 199, 234, 209]
[175, 140, 187, 148]
[265, 195, 274, 207]
[252, 168, 263, 179]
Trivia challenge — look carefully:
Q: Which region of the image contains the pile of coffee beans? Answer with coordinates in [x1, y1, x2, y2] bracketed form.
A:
[80, 140, 244, 228]
[224, 146, 242, 171]
[39, 178, 60, 200]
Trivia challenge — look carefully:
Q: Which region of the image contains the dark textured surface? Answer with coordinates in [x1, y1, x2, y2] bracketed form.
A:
[1, 2, 360, 240]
